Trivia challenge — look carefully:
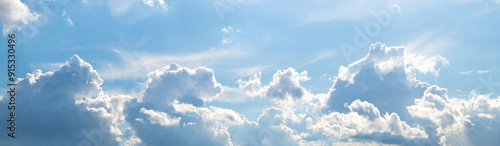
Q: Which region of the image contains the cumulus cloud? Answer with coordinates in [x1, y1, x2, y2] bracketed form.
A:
[265, 68, 310, 100]
[0, 55, 127, 145]
[326, 43, 431, 120]
[309, 100, 428, 142]
[142, 63, 222, 107]
[405, 53, 449, 76]
[217, 67, 312, 102]
[0, 0, 40, 35]
[139, 108, 181, 126]
[8, 42, 500, 145]
[125, 63, 242, 145]
[408, 87, 500, 145]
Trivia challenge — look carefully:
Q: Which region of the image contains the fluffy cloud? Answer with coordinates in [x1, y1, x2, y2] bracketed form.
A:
[408, 86, 500, 145]
[139, 108, 181, 126]
[266, 68, 311, 100]
[326, 43, 431, 121]
[142, 63, 222, 107]
[309, 100, 427, 142]
[7, 42, 500, 145]
[405, 53, 449, 76]
[125, 63, 242, 145]
[126, 63, 303, 145]
[0, 55, 125, 145]
[0, 0, 39, 35]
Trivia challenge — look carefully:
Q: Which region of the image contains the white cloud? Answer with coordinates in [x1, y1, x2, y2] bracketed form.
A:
[309, 100, 428, 141]
[230, 65, 271, 77]
[0, 0, 40, 35]
[125, 64, 239, 145]
[265, 68, 310, 100]
[404, 31, 456, 55]
[124, 136, 142, 146]
[66, 16, 74, 26]
[172, 100, 246, 125]
[408, 87, 500, 145]
[326, 43, 442, 119]
[303, 51, 335, 65]
[142, 0, 169, 11]
[0, 55, 126, 145]
[221, 26, 242, 44]
[405, 53, 449, 76]
[214, 73, 264, 103]
[222, 37, 233, 44]
[140, 108, 181, 126]
[460, 70, 492, 75]
[8, 42, 500, 145]
[142, 63, 222, 106]
[222, 26, 233, 33]
[61, 10, 74, 26]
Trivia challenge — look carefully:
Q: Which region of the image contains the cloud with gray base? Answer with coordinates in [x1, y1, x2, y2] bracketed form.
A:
[5, 42, 500, 145]
[0, 55, 127, 146]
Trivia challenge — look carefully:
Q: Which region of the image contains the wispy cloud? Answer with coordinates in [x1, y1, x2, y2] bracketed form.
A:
[230, 65, 271, 78]
[460, 70, 492, 75]
[221, 26, 242, 44]
[99, 48, 249, 80]
[29, 62, 65, 72]
[302, 51, 335, 65]
[66, 16, 74, 26]
[299, 0, 399, 25]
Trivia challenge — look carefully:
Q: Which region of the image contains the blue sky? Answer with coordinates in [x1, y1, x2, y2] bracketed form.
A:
[1, 0, 500, 145]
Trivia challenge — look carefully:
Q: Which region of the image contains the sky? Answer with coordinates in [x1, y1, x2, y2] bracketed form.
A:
[1, 0, 500, 145]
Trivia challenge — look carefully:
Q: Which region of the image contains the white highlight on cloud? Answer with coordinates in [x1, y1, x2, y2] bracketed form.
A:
[143, 63, 222, 106]
[0, 55, 129, 145]
[405, 53, 449, 76]
[126, 63, 242, 145]
[172, 100, 246, 125]
[408, 87, 500, 145]
[266, 68, 310, 99]
[309, 100, 428, 140]
[9, 42, 500, 145]
[140, 108, 181, 126]
[0, 0, 40, 35]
